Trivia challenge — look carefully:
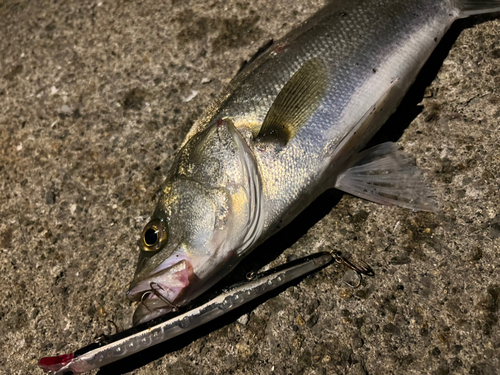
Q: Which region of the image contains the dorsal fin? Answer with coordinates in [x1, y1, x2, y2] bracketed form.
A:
[237, 39, 274, 75]
[256, 57, 328, 145]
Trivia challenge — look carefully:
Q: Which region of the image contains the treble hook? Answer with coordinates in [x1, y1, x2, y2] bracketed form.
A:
[94, 321, 119, 345]
[332, 251, 374, 288]
[150, 282, 179, 312]
[140, 291, 154, 313]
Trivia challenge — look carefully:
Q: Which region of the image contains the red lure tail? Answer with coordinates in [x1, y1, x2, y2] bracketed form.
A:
[38, 353, 74, 373]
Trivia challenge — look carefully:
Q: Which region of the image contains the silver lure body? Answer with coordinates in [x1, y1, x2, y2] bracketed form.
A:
[127, 0, 488, 324]
[39, 253, 332, 374]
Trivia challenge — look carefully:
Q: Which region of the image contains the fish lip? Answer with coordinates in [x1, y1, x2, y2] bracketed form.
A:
[126, 280, 153, 301]
[132, 297, 174, 326]
[127, 258, 193, 324]
[129, 288, 181, 326]
[127, 257, 192, 301]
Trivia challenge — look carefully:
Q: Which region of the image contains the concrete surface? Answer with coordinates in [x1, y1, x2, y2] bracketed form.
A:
[1, 1, 499, 374]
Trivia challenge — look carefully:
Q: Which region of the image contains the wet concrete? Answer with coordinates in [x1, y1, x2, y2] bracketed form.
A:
[0, 1, 499, 374]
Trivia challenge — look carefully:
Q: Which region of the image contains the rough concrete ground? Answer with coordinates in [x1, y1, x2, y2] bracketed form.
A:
[1, 1, 499, 374]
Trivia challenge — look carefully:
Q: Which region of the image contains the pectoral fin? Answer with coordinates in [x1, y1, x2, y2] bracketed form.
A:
[256, 57, 328, 145]
[335, 142, 438, 212]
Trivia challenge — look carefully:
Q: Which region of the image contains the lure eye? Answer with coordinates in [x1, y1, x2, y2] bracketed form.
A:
[141, 219, 167, 252]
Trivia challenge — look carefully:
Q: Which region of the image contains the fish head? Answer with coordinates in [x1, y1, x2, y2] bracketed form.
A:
[127, 119, 263, 325]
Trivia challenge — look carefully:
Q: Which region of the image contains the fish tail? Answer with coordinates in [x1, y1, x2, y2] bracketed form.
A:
[454, 0, 500, 16]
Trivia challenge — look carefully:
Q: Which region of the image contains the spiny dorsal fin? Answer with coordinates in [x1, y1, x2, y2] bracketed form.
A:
[256, 57, 328, 145]
[237, 39, 274, 75]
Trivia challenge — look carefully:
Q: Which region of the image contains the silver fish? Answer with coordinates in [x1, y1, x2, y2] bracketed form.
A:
[127, 0, 500, 325]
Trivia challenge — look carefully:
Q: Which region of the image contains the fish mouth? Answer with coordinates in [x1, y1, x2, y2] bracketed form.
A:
[127, 259, 192, 325]
[132, 294, 177, 326]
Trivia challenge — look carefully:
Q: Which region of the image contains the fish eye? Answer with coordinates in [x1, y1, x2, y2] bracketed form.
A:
[141, 219, 167, 252]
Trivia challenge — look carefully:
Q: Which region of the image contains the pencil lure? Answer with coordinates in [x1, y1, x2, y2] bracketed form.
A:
[126, 0, 500, 325]
[39, 253, 333, 374]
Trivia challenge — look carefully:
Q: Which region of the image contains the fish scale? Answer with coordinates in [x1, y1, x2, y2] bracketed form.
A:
[215, 0, 449, 228]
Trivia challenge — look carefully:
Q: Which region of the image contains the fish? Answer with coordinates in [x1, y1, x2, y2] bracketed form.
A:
[126, 0, 500, 325]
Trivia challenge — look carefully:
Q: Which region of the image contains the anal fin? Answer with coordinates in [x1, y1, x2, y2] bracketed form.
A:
[335, 142, 437, 212]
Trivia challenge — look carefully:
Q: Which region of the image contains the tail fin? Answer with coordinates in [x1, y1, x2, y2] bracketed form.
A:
[455, 0, 500, 17]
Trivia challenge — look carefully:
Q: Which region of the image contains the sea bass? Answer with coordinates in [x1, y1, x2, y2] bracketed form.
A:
[127, 0, 500, 325]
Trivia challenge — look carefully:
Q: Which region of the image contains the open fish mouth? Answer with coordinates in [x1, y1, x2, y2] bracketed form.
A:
[127, 259, 192, 325]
